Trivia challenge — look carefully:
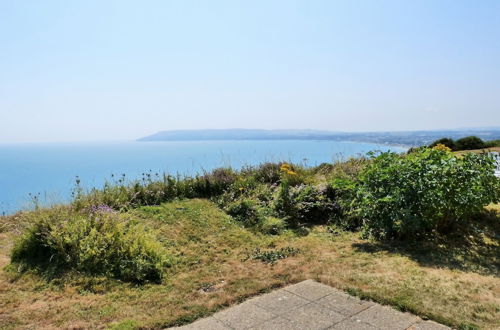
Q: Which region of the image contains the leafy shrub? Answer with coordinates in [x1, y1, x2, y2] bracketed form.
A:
[193, 168, 237, 197]
[484, 139, 500, 148]
[429, 138, 456, 150]
[330, 157, 370, 180]
[274, 183, 338, 226]
[428, 136, 496, 151]
[224, 198, 264, 227]
[432, 143, 452, 152]
[313, 162, 335, 174]
[354, 149, 500, 240]
[455, 136, 485, 150]
[330, 178, 362, 229]
[11, 207, 169, 283]
[259, 216, 286, 235]
[278, 163, 303, 186]
[250, 162, 283, 184]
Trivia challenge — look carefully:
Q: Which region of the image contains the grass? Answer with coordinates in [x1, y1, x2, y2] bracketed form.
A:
[1, 199, 499, 329]
[454, 146, 500, 156]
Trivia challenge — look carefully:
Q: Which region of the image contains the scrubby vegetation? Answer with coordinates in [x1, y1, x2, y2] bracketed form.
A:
[1, 147, 499, 329]
[65, 147, 498, 241]
[10, 206, 169, 283]
[429, 135, 500, 151]
[347, 148, 499, 239]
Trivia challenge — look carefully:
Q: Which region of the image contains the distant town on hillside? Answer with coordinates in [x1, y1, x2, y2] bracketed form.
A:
[139, 127, 500, 147]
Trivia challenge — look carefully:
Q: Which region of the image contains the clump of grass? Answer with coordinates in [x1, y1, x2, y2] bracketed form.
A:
[73, 168, 237, 211]
[246, 246, 300, 264]
[259, 216, 286, 235]
[10, 206, 170, 283]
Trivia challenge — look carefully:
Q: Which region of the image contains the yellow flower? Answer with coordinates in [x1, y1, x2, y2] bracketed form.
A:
[433, 143, 452, 152]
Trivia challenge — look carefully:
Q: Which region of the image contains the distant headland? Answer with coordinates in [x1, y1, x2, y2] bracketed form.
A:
[138, 128, 500, 147]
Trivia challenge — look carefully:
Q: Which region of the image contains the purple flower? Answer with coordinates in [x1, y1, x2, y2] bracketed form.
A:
[89, 204, 115, 214]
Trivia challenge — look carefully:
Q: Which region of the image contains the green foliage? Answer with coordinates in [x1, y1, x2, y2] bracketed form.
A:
[484, 139, 500, 148]
[246, 246, 300, 264]
[193, 168, 237, 197]
[66, 155, 500, 242]
[455, 136, 486, 150]
[74, 168, 236, 211]
[259, 216, 286, 235]
[249, 162, 283, 184]
[429, 138, 456, 150]
[224, 198, 264, 228]
[428, 136, 500, 151]
[11, 207, 169, 282]
[274, 184, 338, 226]
[330, 178, 362, 229]
[353, 149, 500, 240]
[109, 319, 140, 330]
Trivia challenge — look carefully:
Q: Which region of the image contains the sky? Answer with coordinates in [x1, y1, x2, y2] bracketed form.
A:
[1, 0, 499, 143]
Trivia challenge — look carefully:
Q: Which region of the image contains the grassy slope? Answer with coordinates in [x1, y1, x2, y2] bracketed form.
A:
[1, 199, 499, 329]
[454, 146, 500, 156]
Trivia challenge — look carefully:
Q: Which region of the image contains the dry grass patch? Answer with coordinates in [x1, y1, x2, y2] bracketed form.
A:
[1, 199, 499, 329]
[454, 146, 500, 156]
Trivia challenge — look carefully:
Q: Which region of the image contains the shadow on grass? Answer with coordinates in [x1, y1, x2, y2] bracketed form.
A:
[352, 210, 500, 276]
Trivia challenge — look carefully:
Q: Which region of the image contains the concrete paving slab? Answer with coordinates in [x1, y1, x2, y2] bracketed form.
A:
[248, 316, 302, 330]
[283, 279, 337, 301]
[280, 302, 346, 330]
[408, 320, 451, 330]
[329, 318, 379, 330]
[170, 316, 230, 329]
[316, 291, 373, 316]
[247, 288, 310, 315]
[212, 301, 276, 329]
[351, 305, 420, 330]
[169, 280, 451, 330]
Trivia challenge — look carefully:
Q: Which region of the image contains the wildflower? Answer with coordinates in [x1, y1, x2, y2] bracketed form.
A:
[280, 163, 292, 172]
[433, 143, 452, 152]
[89, 204, 115, 214]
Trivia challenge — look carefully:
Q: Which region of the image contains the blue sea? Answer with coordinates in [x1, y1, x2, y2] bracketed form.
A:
[0, 140, 406, 214]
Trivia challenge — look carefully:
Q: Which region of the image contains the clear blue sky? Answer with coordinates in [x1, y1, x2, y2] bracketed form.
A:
[1, 0, 499, 143]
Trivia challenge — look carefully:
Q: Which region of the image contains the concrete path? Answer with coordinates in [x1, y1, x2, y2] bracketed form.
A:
[171, 280, 450, 330]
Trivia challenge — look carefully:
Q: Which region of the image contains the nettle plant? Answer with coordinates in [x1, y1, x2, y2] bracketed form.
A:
[354, 148, 500, 240]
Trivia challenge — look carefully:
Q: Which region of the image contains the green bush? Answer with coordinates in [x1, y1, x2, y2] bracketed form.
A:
[193, 168, 237, 197]
[259, 216, 286, 235]
[73, 168, 237, 211]
[11, 207, 169, 283]
[250, 162, 283, 184]
[428, 136, 500, 151]
[224, 198, 264, 227]
[274, 183, 338, 226]
[330, 178, 362, 229]
[484, 139, 500, 148]
[354, 149, 500, 240]
[429, 137, 456, 150]
[455, 136, 486, 150]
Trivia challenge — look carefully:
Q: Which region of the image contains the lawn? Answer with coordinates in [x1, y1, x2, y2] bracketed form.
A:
[1, 199, 498, 329]
[454, 146, 500, 156]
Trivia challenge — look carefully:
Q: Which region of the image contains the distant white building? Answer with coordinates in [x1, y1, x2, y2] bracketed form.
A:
[490, 152, 500, 178]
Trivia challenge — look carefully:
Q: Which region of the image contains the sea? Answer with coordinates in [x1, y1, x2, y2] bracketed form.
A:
[0, 140, 406, 215]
